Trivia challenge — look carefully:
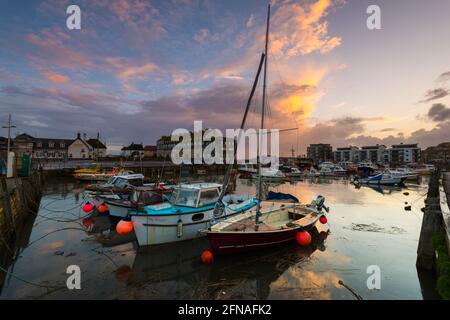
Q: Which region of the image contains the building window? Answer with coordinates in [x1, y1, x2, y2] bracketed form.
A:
[37, 142, 42, 148]
[60, 143, 65, 148]
[49, 142, 54, 148]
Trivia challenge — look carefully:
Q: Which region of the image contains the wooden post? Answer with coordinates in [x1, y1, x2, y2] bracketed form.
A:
[0, 177, 15, 238]
[416, 170, 443, 270]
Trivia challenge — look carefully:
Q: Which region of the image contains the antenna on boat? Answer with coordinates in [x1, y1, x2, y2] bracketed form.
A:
[255, 3, 271, 226]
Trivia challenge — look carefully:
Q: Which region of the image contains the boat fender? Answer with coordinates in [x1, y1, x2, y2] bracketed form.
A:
[177, 219, 183, 238]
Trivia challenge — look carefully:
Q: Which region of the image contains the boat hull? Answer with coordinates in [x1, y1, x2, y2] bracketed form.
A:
[207, 221, 317, 255]
[131, 201, 257, 246]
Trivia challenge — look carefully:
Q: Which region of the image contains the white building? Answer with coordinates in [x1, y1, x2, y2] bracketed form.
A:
[389, 143, 420, 164]
[68, 133, 107, 159]
[359, 145, 389, 164]
[334, 146, 360, 163]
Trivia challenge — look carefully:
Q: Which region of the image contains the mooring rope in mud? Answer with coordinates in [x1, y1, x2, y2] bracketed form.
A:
[25, 227, 87, 248]
[0, 264, 65, 290]
[338, 280, 363, 300]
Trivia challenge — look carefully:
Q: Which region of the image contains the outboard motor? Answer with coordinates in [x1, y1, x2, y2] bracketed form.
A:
[315, 195, 329, 213]
[211, 202, 225, 225]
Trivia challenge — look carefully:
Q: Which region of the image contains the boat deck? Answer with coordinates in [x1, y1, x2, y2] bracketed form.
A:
[221, 209, 315, 232]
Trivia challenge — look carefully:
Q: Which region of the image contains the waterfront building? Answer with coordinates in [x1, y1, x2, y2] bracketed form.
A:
[421, 142, 450, 164]
[359, 144, 388, 164]
[156, 136, 175, 159]
[68, 133, 106, 159]
[307, 144, 333, 164]
[334, 146, 360, 163]
[33, 138, 73, 160]
[121, 143, 145, 158]
[143, 145, 157, 158]
[389, 143, 420, 164]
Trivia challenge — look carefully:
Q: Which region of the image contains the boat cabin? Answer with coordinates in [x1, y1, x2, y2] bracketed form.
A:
[169, 183, 222, 208]
[106, 173, 144, 188]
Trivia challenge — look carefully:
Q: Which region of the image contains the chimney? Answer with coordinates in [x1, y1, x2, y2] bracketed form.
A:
[83, 133, 87, 141]
[77, 132, 80, 139]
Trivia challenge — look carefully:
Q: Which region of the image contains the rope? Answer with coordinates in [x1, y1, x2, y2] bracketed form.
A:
[0, 264, 65, 290]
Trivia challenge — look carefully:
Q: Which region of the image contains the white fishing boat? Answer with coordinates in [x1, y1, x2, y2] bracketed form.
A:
[252, 167, 286, 180]
[286, 167, 303, 177]
[238, 164, 257, 174]
[354, 173, 406, 186]
[303, 168, 320, 177]
[129, 183, 257, 246]
[91, 186, 167, 218]
[385, 168, 418, 181]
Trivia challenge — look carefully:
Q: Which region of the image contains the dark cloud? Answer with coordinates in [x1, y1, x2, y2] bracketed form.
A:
[421, 88, 449, 102]
[438, 71, 450, 82]
[428, 103, 450, 122]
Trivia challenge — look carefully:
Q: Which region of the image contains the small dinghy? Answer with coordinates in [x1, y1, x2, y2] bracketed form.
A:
[207, 196, 328, 254]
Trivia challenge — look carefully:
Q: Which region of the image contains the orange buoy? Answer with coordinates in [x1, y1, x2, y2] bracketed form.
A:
[82, 202, 94, 213]
[319, 215, 328, 224]
[295, 231, 312, 246]
[98, 203, 108, 214]
[116, 219, 133, 235]
[201, 250, 214, 264]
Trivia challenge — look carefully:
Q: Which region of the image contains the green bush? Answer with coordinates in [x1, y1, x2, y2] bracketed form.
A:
[432, 231, 450, 299]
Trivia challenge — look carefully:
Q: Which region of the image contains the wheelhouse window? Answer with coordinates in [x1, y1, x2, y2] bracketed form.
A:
[198, 189, 220, 207]
[170, 188, 199, 207]
[114, 178, 128, 188]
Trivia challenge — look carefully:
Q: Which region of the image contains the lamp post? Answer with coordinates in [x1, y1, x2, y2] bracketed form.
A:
[2, 113, 16, 177]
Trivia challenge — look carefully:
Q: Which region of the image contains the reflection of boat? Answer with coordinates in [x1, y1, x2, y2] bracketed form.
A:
[363, 184, 404, 195]
[127, 239, 210, 286]
[129, 183, 257, 246]
[126, 227, 328, 299]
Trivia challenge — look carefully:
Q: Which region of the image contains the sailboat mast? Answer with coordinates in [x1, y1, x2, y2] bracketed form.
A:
[255, 3, 270, 225]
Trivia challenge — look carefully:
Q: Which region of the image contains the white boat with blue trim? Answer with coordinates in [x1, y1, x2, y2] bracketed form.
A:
[129, 183, 257, 246]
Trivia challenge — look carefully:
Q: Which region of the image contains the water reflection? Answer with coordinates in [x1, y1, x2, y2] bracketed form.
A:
[123, 227, 329, 299]
[0, 176, 438, 299]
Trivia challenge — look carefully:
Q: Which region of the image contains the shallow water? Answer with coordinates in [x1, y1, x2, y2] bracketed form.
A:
[0, 176, 439, 299]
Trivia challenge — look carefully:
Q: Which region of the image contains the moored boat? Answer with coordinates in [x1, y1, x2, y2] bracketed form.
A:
[93, 186, 168, 218]
[129, 183, 257, 246]
[354, 173, 406, 186]
[207, 197, 328, 254]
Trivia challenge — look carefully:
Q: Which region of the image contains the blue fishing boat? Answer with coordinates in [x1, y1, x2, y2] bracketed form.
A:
[129, 183, 257, 246]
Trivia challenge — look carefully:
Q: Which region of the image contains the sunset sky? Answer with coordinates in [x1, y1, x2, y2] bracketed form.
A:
[1, 0, 450, 155]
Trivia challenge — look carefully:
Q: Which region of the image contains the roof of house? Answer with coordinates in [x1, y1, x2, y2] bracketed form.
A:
[122, 143, 144, 151]
[87, 138, 107, 149]
[15, 133, 35, 141]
